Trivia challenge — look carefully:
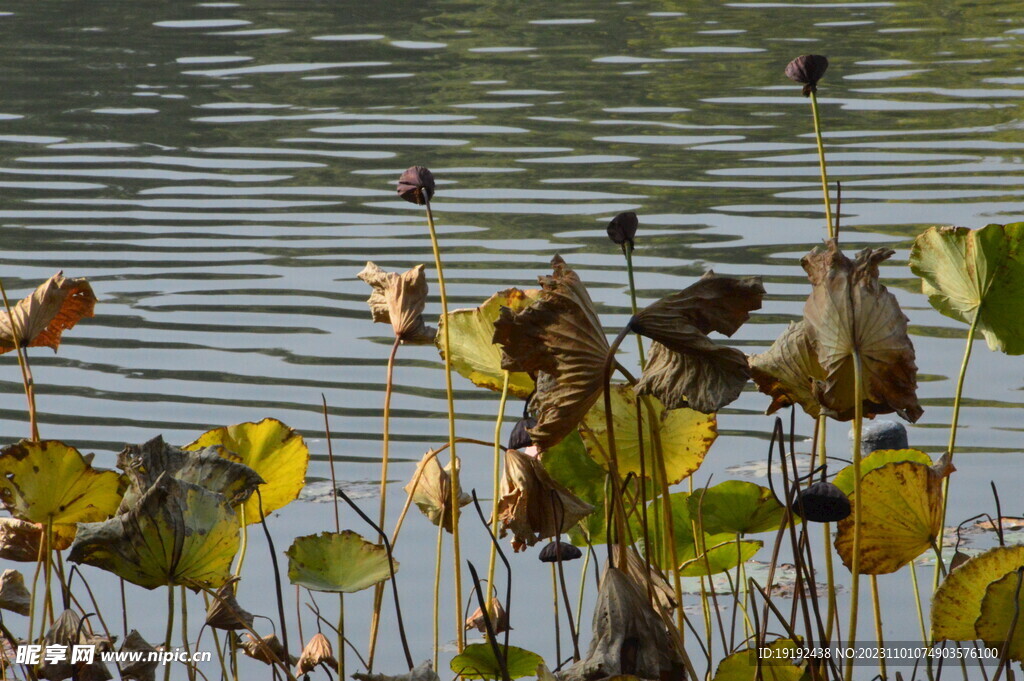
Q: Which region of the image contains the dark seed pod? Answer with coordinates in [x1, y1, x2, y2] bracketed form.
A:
[397, 166, 435, 205]
[607, 211, 638, 248]
[785, 54, 829, 96]
[508, 416, 537, 451]
[791, 480, 850, 523]
[538, 541, 582, 563]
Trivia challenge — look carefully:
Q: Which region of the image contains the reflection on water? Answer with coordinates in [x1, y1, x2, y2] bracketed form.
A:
[1, 0, 1023, 675]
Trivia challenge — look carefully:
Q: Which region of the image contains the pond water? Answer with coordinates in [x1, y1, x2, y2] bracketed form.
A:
[1, 0, 1023, 678]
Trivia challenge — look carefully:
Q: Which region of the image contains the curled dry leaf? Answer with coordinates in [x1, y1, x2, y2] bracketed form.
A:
[0, 517, 73, 561]
[493, 255, 610, 451]
[498, 448, 595, 552]
[296, 632, 338, 676]
[749, 320, 826, 417]
[631, 271, 765, 414]
[465, 596, 510, 634]
[405, 450, 470, 533]
[0, 569, 30, 615]
[40, 609, 113, 681]
[358, 261, 436, 344]
[354, 659, 440, 681]
[120, 630, 159, 681]
[802, 240, 922, 422]
[240, 633, 294, 667]
[0, 271, 97, 354]
[205, 576, 255, 631]
[618, 544, 677, 613]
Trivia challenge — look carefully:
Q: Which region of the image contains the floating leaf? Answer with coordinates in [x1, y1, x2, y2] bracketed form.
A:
[0, 569, 30, 616]
[833, 448, 933, 496]
[713, 638, 805, 681]
[405, 450, 470, 533]
[541, 432, 609, 546]
[632, 271, 765, 414]
[749, 320, 826, 417]
[932, 545, 1024, 642]
[493, 255, 610, 450]
[835, 458, 953, 575]
[439, 288, 538, 398]
[802, 240, 922, 422]
[450, 643, 543, 681]
[68, 474, 239, 590]
[581, 383, 716, 485]
[910, 223, 1024, 355]
[688, 480, 787, 535]
[976, 569, 1024, 662]
[186, 418, 308, 523]
[0, 440, 122, 536]
[286, 530, 395, 593]
[0, 271, 96, 354]
[679, 538, 762, 577]
[358, 261, 435, 344]
[0, 517, 73, 561]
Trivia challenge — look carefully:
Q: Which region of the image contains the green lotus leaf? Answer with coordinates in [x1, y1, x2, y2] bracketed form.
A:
[679, 538, 762, 577]
[186, 418, 308, 523]
[712, 639, 806, 681]
[0, 440, 123, 534]
[639, 491, 741, 571]
[976, 569, 1024, 662]
[910, 223, 1024, 355]
[833, 448, 932, 496]
[68, 474, 239, 590]
[932, 546, 1024, 642]
[582, 383, 716, 485]
[438, 288, 538, 398]
[540, 432, 609, 546]
[286, 531, 395, 594]
[450, 643, 544, 681]
[687, 480, 787, 535]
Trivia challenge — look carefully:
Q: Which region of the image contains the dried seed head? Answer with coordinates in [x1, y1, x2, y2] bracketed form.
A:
[791, 480, 851, 523]
[606, 211, 638, 248]
[507, 416, 537, 451]
[785, 54, 829, 96]
[538, 540, 582, 563]
[397, 166, 436, 205]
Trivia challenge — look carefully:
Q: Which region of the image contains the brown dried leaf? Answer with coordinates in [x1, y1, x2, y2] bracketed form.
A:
[493, 255, 610, 450]
[618, 545, 677, 613]
[498, 449, 595, 552]
[802, 240, 922, 422]
[39, 609, 112, 681]
[204, 577, 255, 631]
[120, 630, 158, 681]
[296, 633, 338, 676]
[404, 450, 470, 533]
[0, 517, 73, 561]
[240, 633, 294, 667]
[465, 597, 510, 635]
[0, 272, 96, 354]
[749, 320, 826, 417]
[0, 569, 30, 615]
[357, 261, 435, 344]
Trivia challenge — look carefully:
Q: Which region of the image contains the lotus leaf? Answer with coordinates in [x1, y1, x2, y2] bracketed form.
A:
[0, 440, 122, 535]
[910, 223, 1024, 354]
[0, 271, 96, 354]
[439, 288, 538, 397]
[581, 383, 716, 485]
[205, 577, 255, 631]
[296, 632, 338, 675]
[832, 448, 932, 496]
[932, 545, 1024, 642]
[186, 417, 308, 523]
[540, 432, 609, 546]
[802, 240, 922, 422]
[120, 630, 159, 681]
[0, 517, 73, 561]
[976, 568, 1024, 662]
[68, 474, 239, 590]
[749, 320, 826, 417]
[492, 255, 610, 450]
[688, 480, 787, 535]
[404, 450, 470, 533]
[712, 639, 805, 681]
[358, 261, 435, 344]
[286, 530, 395, 593]
[835, 457, 953, 575]
[0, 569, 30, 615]
[679, 538, 762, 577]
[450, 643, 543, 681]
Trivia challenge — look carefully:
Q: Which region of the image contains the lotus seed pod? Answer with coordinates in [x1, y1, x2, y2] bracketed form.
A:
[507, 416, 537, 451]
[538, 540, 582, 563]
[792, 480, 851, 523]
[396, 166, 435, 205]
[606, 211, 638, 248]
[785, 54, 829, 95]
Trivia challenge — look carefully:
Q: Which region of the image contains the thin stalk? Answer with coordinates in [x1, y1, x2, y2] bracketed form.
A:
[550, 562, 561, 665]
[815, 415, 837, 645]
[423, 198, 464, 652]
[910, 561, 928, 644]
[622, 245, 646, 369]
[256, 491, 291, 670]
[0, 279, 38, 440]
[164, 586, 175, 681]
[43, 518, 54, 628]
[844, 352, 864, 681]
[27, 528, 44, 644]
[575, 548, 590, 635]
[486, 371, 511, 602]
[233, 506, 248, 577]
[181, 586, 195, 681]
[870, 575, 885, 680]
[338, 594, 345, 681]
[808, 89, 834, 239]
[601, 327, 635, 569]
[432, 522, 443, 670]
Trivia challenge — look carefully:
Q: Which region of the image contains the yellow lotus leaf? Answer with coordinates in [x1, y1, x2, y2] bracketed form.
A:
[68, 474, 240, 590]
[835, 458, 952, 575]
[186, 418, 308, 523]
[932, 545, 1024, 642]
[833, 448, 933, 496]
[0, 440, 122, 535]
[712, 639, 806, 681]
[438, 288, 539, 398]
[0, 272, 96, 354]
[976, 569, 1024, 662]
[582, 383, 716, 485]
[286, 531, 396, 593]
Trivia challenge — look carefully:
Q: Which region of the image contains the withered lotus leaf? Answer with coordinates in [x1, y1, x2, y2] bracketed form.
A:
[631, 272, 765, 414]
[118, 435, 264, 512]
[465, 596, 510, 635]
[404, 450, 470, 533]
[498, 448, 595, 552]
[296, 633, 338, 676]
[40, 609, 113, 681]
[241, 633, 293, 667]
[68, 473, 239, 590]
[0, 271, 96, 354]
[205, 576, 256, 632]
[0, 569, 30, 615]
[357, 261, 436, 344]
[0, 517, 73, 561]
[749, 320, 826, 417]
[801, 240, 923, 422]
[120, 630, 159, 681]
[493, 255, 610, 450]
[618, 544, 677, 613]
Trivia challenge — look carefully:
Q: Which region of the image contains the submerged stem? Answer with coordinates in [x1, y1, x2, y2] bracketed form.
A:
[808, 90, 834, 239]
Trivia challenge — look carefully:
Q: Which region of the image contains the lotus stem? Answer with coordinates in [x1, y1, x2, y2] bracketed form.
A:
[575, 547, 590, 634]
[465, 561, 510, 681]
[432, 519, 443, 670]
[0, 279, 39, 440]
[181, 585, 195, 681]
[550, 560, 561, 665]
[338, 593, 345, 681]
[808, 90, 834, 239]
[870, 575, 885, 679]
[601, 327, 635, 570]
[909, 561, 928, 645]
[234, 506, 248, 578]
[164, 586, 175, 681]
[486, 371, 511, 604]
[422, 198, 464, 653]
[28, 527, 44, 644]
[43, 517, 54, 628]
[256, 491, 292, 670]
[622, 245, 646, 369]
[844, 351, 864, 681]
[814, 414, 837, 644]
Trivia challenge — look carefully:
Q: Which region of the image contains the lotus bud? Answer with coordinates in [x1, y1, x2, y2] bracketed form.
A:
[465, 596, 510, 634]
[507, 416, 537, 451]
[296, 632, 338, 676]
[538, 540, 582, 563]
[606, 211, 638, 249]
[791, 480, 851, 523]
[785, 55, 829, 96]
[397, 166, 435, 205]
